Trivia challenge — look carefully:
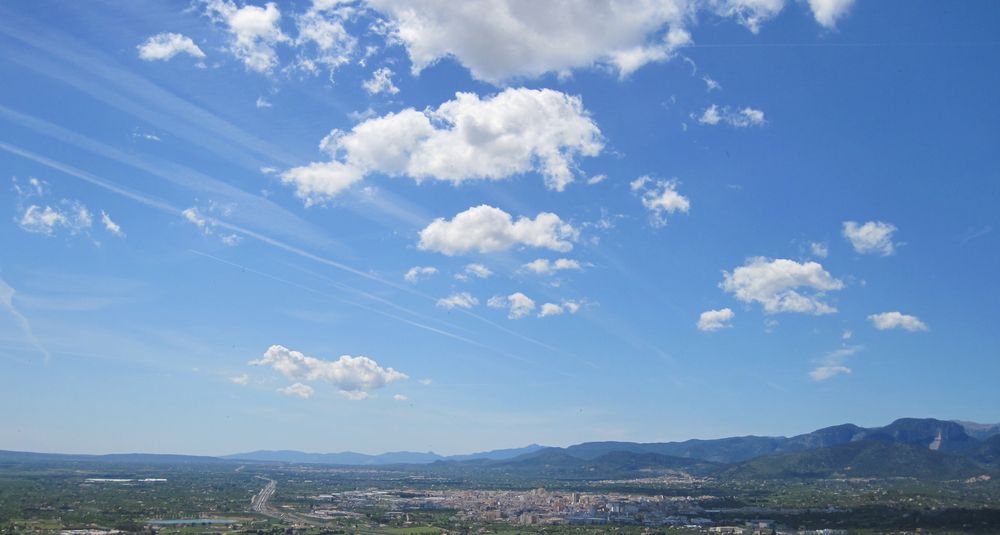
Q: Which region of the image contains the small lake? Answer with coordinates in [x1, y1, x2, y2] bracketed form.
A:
[146, 519, 237, 525]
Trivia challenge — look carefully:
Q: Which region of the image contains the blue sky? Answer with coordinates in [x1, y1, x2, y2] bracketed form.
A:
[1, 0, 998, 456]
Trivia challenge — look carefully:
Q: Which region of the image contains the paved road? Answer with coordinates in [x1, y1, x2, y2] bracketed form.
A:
[248, 476, 387, 534]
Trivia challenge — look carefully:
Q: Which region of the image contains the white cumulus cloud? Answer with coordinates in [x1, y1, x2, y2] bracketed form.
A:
[456, 263, 493, 281]
[18, 201, 92, 236]
[843, 220, 898, 256]
[137, 33, 206, 61]
[436, 292, 478, 310]
[868, 311, 928, 332]
[697, 307, 734, 331]
[697, 104, 766, 127]
[367, 0, 693, 83]
[488, 292, 536, 319]
[293, 0, 357, 74]
[631, 177, 690, 227]
[404, 266, 438, 283]
[521, 258, 583, 275]
[203, 0, 289, 73]
[808, 0, 856, 28]
[281, 88, 603, 203]
[362, 67, 400, 95]
[810, 241, 828, 258]
[251, 344, 407, 400]
[711, 0, 785, 34]
[720, 257, 844, 314]
[418, 205, 578, 256]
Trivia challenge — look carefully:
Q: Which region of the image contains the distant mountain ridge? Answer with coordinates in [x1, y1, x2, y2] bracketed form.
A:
[223, 444, 546, 465]
[4, 418, 998, 481]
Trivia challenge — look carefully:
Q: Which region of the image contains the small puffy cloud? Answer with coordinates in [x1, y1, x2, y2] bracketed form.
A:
[418, 378, 432, 386]
[137, 33, 206, 61]
[697, 105, 766, 127]
[404, 266, 438, 283]
[711, 0, 785, 34]
[721, 257, 844, 314]
[809, 365, 851, 381]
[842, 329, 853, 340]
[843, 220, 898, 256]
[436, 292, 478, 310]
[203, 0, 289, 73]
[488, 292, 536, 319]
[808, 0, 856, 28]
[703, 75, 722, 91]
[100, 211, 125, 238]
[538, 302, 564, 317]
[18, 201, 92, 236]
[587, 174, 607, 185]
[537, 300, 581, 318]
[456, 263, 493, 281]
[281, 88, 603, 203]
[362, 67, 400, 95]
[251, 344, 407, 399]
[810, 241, 828, 258]
[418, 205, 578, 256]
[868, 311, 928, 332]
[393, 394, 408, 401]
[256, 96, 272, 108]
[230, 374, 250, 385]
[182, 207, 208, 229]
[278, 382, 314, 398]
[292, 0, 357, 74]
[631, 177, 690, 227]
[697, 308, 734, 332]
[521, 258, 583, 275]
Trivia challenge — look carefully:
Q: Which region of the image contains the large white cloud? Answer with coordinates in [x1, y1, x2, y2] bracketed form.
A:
[137, 33, 206, 61]
[868, 311, 928, 332]
[366, 0, 845, 83]
[282, 88, 603, 204]
[250, 344, 407, 399]
[418, 205, 578, 256]
[843, 220, 898, 256]
[203, 0, 290, 73]
[367, 0, 693, 83]
[808, 0, 856, 28]
[720, 257, 844, 314]
[697, 307, 734, 331]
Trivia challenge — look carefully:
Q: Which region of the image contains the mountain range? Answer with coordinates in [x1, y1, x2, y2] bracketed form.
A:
[3, 418, 999, 480]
